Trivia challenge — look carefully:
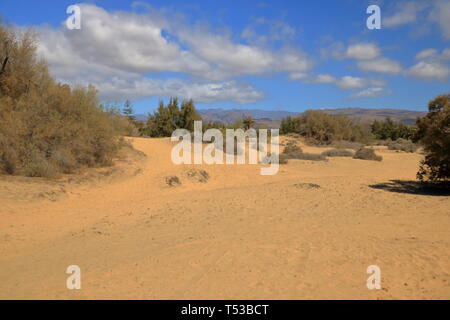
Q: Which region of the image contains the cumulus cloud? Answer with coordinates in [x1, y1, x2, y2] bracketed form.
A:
[305, 74, 336, 84]
[407, 61, 450, 81]
[383, 1, 450, 40]
[349, 87, 391, 100]
[406, 47, 450, 81]
[357, 58, 403, 75]
[415, 48, 438, 60]
[442, 48, 450, 60]
[34, 3, 309, 103]
[335, 76, 381, 90]
[346, 43, 380, 60]
[176, 26, 311, 78]
[383, 1, 427, 28]
[428, 0, 450, 40]
[298, 74, 386, 90]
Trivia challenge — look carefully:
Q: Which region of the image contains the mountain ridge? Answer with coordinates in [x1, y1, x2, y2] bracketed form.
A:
[135, 107, 427, 126]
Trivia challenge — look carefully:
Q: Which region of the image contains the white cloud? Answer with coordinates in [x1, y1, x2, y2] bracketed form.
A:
[415, 48, 438, 60]
[176, 26, 311, 78]
[346, 43, 380, 60]
[350, 87, 391, 100]
[357, 58, 403, 74]
[305, 74, 336, 84]
[383, 1, 450, 40]
[288, 72, 308, 80]
[336, 76, 369, 90]
[34, 3, 309, 103]
[298, 74, 386, 90]
[442, 48, 450, 60]
[91, 77, 263, 103]
[429, 0, 450, 40]
[407, 61, 450, 81]
[383, 2, 427, 28]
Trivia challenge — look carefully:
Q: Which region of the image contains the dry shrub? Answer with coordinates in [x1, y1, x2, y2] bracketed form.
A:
[387, 138, 418, 153]
[165, 176, 181, 187]
[278, 154, 289, 164]
[0, 24, 126, 177]
[331, 140, 364, 150]
[322, 148, 354, 157]
[186, 169, 209, 183]
[353, 148, 383, 161]
[282, 143, 327, 161]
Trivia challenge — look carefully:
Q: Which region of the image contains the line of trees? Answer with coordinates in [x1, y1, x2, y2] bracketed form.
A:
[280, 110, 373, 144]
[371, 118, 416, 140]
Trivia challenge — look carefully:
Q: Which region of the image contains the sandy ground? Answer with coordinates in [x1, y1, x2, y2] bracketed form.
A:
[0, 137, 449, 299]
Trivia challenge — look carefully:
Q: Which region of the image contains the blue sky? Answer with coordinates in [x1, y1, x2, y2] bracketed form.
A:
[1, 0, 449, 114]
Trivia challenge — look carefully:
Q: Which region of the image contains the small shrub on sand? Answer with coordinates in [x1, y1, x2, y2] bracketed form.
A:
[165, 176, 181, 187]
[387, 139, 418, 153]
[282, 144, 327, 161]
[353, 148, 383, 161]
[321, 148, 354, 157]
[294, 183, 321, 190]
[331, 140, 364, 150]
[283, 143, 303, 157]
[186, 169, 209, 183]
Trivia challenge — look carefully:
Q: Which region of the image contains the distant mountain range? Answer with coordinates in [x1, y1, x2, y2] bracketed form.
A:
[135, 107, 427, 127]
[198, 108, 426, 126]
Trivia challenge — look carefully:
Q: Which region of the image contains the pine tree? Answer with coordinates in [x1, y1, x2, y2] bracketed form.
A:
[122, 100, 135, 122]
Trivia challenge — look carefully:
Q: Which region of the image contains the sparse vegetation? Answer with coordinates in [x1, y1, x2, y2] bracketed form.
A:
[281, 142, 327, 161]
[353, 148, 383, 162]
[0, 23, 127, 177]
[322, 148, 354, 157]
[387, 138, 418, 153]
[280, 110, 373, 145]
[165, 176, 181, 187]
[186, 169, 209, 183]
[416, 94, 450, 181]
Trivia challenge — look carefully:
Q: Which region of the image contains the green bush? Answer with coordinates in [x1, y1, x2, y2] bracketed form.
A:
[353, 148, 382, 161]
[416, 94, 450, 181]
[371, 118, 416, 140]
[143, 98, 201, 137]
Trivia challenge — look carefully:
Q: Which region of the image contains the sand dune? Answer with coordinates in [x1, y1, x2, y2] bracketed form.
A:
[0, 137, 449, 299]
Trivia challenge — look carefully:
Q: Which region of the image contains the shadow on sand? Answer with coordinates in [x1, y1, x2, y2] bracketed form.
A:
[369, 180, 450, 196]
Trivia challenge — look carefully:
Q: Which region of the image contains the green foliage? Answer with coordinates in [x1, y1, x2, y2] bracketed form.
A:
[416, 94, 450, 181]
[0, 23, 126, 177]
[143, 98, 201, 137]
[122, 100, 135, 122]
[371, 118, 416, 140]
[280, 110, 373, 144]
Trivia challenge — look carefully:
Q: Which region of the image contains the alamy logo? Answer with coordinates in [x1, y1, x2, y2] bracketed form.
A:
[66, 5, 81, 30]
[366, 5, 381, 30]
[171, 121, 280, 175]
[66, 265, 81, 290]
[366, 265, 381, 290]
